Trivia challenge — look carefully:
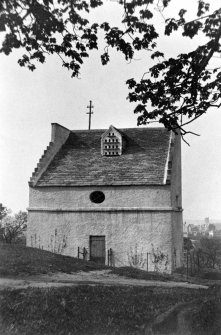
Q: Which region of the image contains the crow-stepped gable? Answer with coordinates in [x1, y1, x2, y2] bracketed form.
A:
[27, 123, 183, 273]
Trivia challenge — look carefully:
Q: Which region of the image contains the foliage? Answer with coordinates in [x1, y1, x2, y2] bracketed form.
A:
[208, 223, 215, 231]
[0, 203, 10, 221]
[186, 237, 221, 273]
[183, 237, 194, 251]
[151, 244, 169, 272]
[1, 1, 221, 134]
[1, 210, 27, 244]
[127, 243, 146, 269]
[30, 228, 68, 254]
[198, 236, 221, 269]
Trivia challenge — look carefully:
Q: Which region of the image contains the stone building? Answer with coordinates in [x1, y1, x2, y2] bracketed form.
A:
[27, 123, 183, 273]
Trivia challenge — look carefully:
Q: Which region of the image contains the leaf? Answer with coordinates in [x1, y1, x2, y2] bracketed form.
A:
[178, 9, 187, 18]
[100, 22, 110, 32]
[165, 19, 178, 36]
[139, 9, 153, 20]
[151, 51, 164, 59]
[101, 52, 109, 65]
[126, 78, 137, 89]
[183, 21, 203, 38]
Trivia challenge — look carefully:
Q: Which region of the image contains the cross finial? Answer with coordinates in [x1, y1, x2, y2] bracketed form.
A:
[86, 100, 94, 130]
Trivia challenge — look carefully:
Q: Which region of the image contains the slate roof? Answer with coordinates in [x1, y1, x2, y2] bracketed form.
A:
[35, 127, 171, 186]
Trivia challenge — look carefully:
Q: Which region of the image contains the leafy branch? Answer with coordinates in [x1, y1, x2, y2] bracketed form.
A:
[0, 0, 221, 134]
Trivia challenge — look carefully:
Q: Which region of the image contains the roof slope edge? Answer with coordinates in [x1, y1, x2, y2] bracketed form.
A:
[29, 123, 70, 187]
[101, 125, 122, 139]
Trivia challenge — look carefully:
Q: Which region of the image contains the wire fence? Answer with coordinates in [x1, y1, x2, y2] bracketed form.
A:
[184, 249, 221, 278]
[77, 247, 174, 273]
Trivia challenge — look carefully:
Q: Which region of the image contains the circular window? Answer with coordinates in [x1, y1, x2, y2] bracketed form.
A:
[90, 191, 105, 204]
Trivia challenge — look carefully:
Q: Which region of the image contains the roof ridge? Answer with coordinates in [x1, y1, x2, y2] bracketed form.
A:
[70, 127, 167, 132]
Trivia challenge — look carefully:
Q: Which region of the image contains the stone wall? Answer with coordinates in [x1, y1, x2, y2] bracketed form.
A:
[170, 133, 183, 270]
[27, 209, 175, 272]
[171, 211, 183, 270]
[29, 185, 171, 209]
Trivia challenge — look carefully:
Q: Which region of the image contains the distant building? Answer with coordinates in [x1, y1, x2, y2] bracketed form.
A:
[185, 218, 221, 239]
[183, 222, 188, 237]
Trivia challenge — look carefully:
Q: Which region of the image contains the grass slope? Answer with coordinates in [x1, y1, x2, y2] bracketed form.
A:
[0, 243, 176, 281]
[0, 243, 107, 276]
[1, 286, 219, 335]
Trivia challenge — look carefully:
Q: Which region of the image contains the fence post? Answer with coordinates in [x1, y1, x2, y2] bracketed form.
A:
[110, 248, 112, 267]
[147, 252, 148, 272]
[186, 252, 189, 280]
[190, 252, 193, 276]
[109, 249, 111, 266]
[193, 251, 195, 273]
[83, 247, 87, 260]
[174, 249, 176, 269]
[108, 249, 110, 266]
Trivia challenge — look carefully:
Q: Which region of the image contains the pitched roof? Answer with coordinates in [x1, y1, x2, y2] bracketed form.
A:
[34, 127, 172, 187]
[101, 125, 122, 139]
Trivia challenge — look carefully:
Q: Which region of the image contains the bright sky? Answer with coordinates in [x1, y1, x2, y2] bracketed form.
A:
[0, 0, 221, 220]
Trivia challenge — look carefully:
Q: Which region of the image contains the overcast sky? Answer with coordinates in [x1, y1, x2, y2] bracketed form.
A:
[0, 0, 221, 220]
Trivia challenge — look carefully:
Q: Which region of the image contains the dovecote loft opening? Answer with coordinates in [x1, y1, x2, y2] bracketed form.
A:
[101, 125, 123, 156]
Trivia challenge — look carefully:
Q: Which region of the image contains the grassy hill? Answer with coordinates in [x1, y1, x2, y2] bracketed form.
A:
[1, 285, 219, 335]
[0, 243, 107, 277]
[0, 243, 174, 281]
[0, 243, 221, 335]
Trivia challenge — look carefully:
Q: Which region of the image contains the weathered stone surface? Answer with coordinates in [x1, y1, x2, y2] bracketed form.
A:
[29, 185, 171, 209]
[28, 210, 175, 272]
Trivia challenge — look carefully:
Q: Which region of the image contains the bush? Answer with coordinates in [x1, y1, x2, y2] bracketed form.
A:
[0, 211, 27, 244]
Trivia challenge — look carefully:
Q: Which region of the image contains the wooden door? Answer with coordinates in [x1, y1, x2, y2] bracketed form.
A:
[90, 236, 105, 264]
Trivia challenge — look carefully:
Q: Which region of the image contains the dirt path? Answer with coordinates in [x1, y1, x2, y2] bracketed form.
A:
[145, 300, 199, 335]
[0, 270, 208, 290]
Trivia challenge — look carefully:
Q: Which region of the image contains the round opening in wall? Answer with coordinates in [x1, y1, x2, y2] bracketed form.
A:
[90, 191, 105, 204]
